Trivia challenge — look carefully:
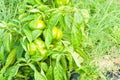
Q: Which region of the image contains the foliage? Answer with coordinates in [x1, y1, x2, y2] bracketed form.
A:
[0, 0, 90, 80]
[0, 0, 120, 80]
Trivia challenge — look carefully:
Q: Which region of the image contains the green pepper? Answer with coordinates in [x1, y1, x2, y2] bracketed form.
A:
[29, 20, 46, 30]
[55, 0, 69, 6]
[34, 38, 46, 50]
[52, 27, 63, 41]
[29, 42, 37, 55]
[39, 49, 48, 58]
[5, 48, 18, 68]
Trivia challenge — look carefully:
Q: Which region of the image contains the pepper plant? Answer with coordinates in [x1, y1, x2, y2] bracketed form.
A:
[0, 0, 90, 80]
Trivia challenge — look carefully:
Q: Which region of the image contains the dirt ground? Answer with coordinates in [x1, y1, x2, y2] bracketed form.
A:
[93, 51, 120, 80]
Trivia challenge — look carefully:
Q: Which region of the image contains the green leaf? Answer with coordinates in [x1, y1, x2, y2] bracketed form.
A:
[41, 68, 47, 79]
[20, 14, 37, 23]
[35, 0, 43, 4]
[76, 48, 88, 59]
[54, 62, 64, 80]
[34, 70, 47, 80]
[30, 50, 46, 62]
[31, 55, 43, 62]
[74, 11, 83, 24]
[28, 9, 40, 13]
[16, 58, 26, 63]
[60, 56, 67, 69]
[0, 29, 4, 38]
[59, 16, 66, 29]
[20, 37, 28, 51]
[60, 56, 67, 80]
[46, 65, 53, 80]
[48, 13, 61, 28]
[67, 46, 84, 68]
[3, 32, 12, 52]
[25, 52, 30, 60]
[32, 30, 42, 41]
[42, 0, 47, 3]
[5, 48, 18, 68]
[37, 5, 50, 11]
[18, 13, 27, 20]
[43, 28, 52, 48]
[5, 64, 20, 80]
[26, 0, 36, 5]
[0, 67, 6, 75]
[64, 15, 72, 28]
[0, 22, 7, 28]
[71, 26, 82, 48]
[16, 44, 24, 60]
[66, 53, 73, 70]
[29, 63, 36, 71]
[23, 27, 32, 42]
[0, 74, 5, 80]
[0, 45, 5, 62]
[40, 62, 48, 72]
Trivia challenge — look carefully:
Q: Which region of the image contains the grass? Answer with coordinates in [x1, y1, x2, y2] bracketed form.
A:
[0, 0, 120, 79]
[81, 0, 120, 56]
[78, 0, 120, 79]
